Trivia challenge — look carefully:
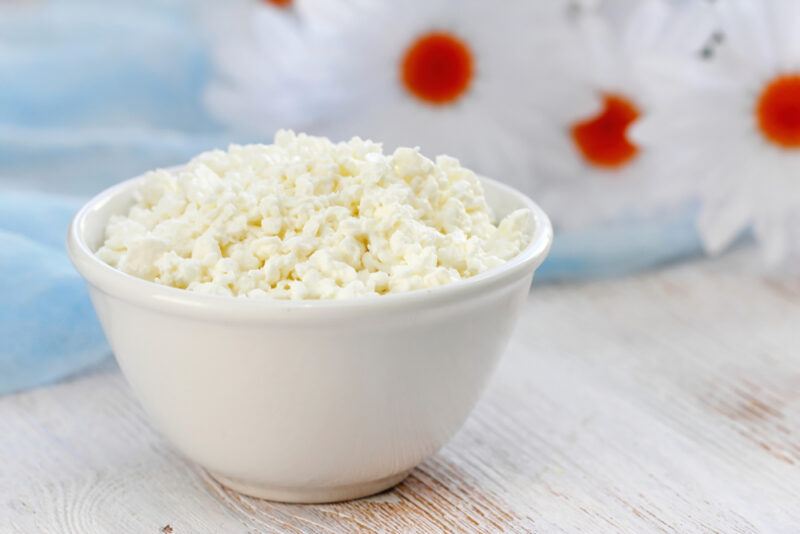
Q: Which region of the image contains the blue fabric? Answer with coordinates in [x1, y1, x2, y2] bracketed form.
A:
[0, 0, 704, 394]
[537, 207, 705, 282]
[0, 195, 107, 393]
[0, 0, 228, 394]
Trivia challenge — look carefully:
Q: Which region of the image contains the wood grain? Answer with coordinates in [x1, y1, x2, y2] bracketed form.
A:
[1, 251, 799, 533]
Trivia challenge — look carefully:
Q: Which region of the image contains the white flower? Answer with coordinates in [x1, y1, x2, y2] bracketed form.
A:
[535, 0, 715, 229]
[203, 0, 306, 131]
[205, 0, 594, 215]
[633, 0, 800, 267]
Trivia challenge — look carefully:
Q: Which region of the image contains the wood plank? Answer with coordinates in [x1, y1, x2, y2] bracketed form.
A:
[1, 252, 798, 533]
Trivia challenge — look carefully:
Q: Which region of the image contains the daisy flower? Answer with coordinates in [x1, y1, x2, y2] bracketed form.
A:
[205, 0, 596, 212]
[633, 0, 800, 267]
[203, 0, 306, 132]
[535, 0, 716, 229]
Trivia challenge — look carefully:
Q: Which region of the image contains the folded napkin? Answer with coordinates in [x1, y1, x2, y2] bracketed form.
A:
[0, 193, 107, 393]
[538, 207, 703, 281]
[0, 0, 222, 393]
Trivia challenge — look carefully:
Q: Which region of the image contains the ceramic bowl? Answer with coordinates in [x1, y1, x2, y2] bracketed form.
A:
[67, 172, 552, 503]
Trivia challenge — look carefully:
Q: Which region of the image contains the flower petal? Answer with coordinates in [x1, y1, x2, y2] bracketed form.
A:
[697, 189, 753, 255]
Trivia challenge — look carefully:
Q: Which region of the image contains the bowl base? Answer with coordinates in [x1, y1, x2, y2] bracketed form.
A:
[208, 469, 412, 504]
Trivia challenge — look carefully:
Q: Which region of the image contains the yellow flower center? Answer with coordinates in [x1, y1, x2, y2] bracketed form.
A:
[757, 74, 800, 148]
[401, 32, 474, 106]
[264, 0, 292, 8]
[570, 93, 641, 169]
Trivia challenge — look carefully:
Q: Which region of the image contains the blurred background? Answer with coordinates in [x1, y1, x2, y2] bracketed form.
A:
[2, 0, 800, 392]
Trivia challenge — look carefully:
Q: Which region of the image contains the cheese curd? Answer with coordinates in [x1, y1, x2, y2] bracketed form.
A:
[96, 131, 533, 300]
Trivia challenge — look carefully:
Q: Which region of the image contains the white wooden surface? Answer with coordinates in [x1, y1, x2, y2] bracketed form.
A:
[2, 251, 799, 533]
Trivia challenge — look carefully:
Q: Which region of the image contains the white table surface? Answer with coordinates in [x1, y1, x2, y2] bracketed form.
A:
[2, 251, 799, 533]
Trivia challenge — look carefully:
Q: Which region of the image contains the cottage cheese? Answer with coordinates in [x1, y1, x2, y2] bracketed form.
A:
[97, 131, 532, 300]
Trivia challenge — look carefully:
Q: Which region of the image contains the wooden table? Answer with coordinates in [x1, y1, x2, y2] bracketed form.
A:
[2, 251, 799, 533]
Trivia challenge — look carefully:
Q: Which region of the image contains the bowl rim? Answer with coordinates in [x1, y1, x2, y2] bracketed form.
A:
[67, 171, 553, 319]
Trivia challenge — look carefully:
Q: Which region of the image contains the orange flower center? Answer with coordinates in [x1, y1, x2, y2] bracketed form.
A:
[570, 94, 641, 169]
[401, 32, 474, 105]
[264, 0, 292, 7]
[756, 74, 800, 148]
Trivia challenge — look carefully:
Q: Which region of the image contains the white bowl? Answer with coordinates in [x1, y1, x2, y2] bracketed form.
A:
[67, 173, 553, 503]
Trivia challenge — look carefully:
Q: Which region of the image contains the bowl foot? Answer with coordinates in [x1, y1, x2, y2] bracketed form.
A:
[208, 469, 412, 504]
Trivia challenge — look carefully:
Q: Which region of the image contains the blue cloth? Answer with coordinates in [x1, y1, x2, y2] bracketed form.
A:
[0, 0, 227, 393]
[538, 207, 704, 282]
[0, 0, 704, 394]
[0, 193, 107, 392]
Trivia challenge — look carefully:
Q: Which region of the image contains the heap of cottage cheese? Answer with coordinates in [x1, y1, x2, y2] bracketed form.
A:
[97, 131, 532, 300]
